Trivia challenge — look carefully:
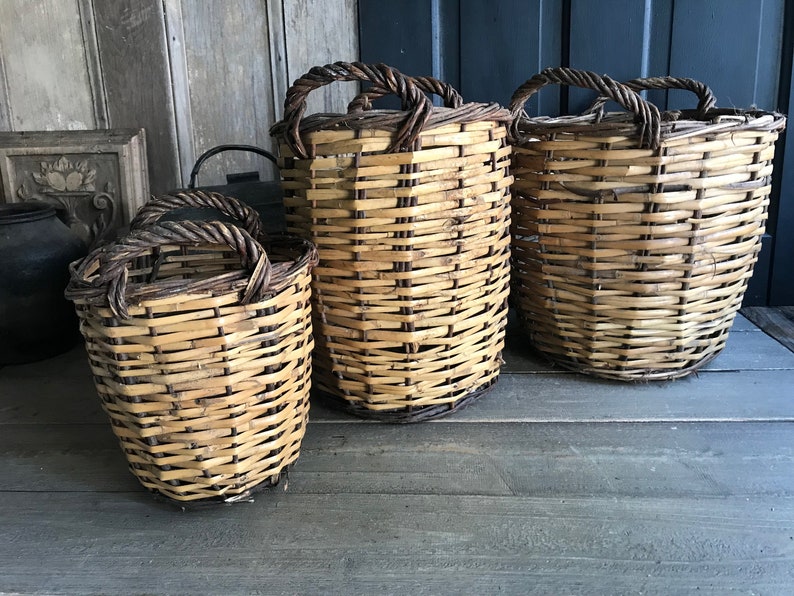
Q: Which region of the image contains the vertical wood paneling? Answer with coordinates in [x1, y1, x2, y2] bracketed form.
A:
[756, 0, 787, 109]
[460, 0, 562, 112]
[283, 0, 359, 117]
[77, 0, 109, 129]
[569, 0, 669, 113]
[179, 0, 278, 188]
[266, 0, 289, 122]
[163, 0, 195, 188]
[0, 0, 362, 193]
[0, 32, 12, 130]
[436, 0, 461, 92]
[569, 0, 649, 77]
[770, 28, 794, 304]
[93, 0, 180, 194]
[668, 0, 784, 110]
[0, 0, 95, 130]
[667, 0, 785, 305]
[358, 0, 434, 77]
[644, 0, 674, 109]
[358, 0, 434, 109]
[359, 0, 560, 110]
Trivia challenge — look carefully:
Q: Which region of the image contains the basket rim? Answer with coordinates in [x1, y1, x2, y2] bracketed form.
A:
[513, 108, 786, 144]
[270, 103, 512, 139]
[66, 229, 317, 311]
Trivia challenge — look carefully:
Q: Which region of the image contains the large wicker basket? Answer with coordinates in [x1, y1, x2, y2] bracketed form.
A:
[270, 62, 513, 421]
[509, 67, 786, 381]
[66, 194, 317, 503]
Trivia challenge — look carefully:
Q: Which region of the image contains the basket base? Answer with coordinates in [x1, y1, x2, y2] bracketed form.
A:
[529, 345, 725, 382]
[315, 379, 497, 423]
[144, 466, 292, 510]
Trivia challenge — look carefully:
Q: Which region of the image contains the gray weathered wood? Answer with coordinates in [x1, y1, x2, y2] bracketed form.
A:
[93, 0, 180, 194]
[3, 421, 792, 499]
[0, 492, 792, 595]
[163, 0, 195, 188]
[0, 30, 10, 130]
[179, 0, 280, 188]
[283, 0, 360, 117]
[742, 307, 794, 353]
[0, 129, 149, 245]
[76, 0, 109, 129]
[0, 0, 96, 130]
[732, 313, 761, 332]
[266, 0, 289, 123]
[437, 370, 794, 423]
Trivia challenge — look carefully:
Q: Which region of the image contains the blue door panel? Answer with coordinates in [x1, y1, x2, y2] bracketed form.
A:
[460, 0, 562, 113]
[668, 0, 784, 111]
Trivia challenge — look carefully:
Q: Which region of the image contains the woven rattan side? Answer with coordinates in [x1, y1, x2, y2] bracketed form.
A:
[509, 68, 786, 381]
[67, 215, 318, 503]
[271, 62, 513, 421]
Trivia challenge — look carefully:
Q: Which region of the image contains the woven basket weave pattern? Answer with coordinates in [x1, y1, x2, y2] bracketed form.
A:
[509, 68, 786, 380]
[272, 62, 513, 420]
[67, 211, 317, 502]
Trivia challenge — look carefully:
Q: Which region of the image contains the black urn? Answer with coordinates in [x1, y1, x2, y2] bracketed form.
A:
[0, 201, 87, 364]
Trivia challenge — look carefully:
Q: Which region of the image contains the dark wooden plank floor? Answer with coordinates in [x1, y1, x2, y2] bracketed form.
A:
[742, 306, 794, 353]
[1, 315, 793, 595]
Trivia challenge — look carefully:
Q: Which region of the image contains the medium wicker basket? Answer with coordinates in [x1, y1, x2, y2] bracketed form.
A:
[66, 195, 318, 503]
[270, 62, 513, 421]
[509, 67, 786, 381]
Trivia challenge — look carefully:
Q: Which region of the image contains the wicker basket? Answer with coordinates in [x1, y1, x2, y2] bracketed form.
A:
[270, 62, 513, 421]
[508, 67, 786, 381]
[66, 196, 318, 503]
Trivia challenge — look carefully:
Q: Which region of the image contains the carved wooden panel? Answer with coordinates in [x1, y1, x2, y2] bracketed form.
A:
[0, 129, 148, 248]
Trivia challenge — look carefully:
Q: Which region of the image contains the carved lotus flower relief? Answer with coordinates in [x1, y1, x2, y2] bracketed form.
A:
[32, 156, 96, 192]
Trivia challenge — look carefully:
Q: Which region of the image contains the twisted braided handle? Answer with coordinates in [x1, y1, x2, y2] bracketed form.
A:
[282, 61, 435, 158]
[583, 76, 717, 118]
[71, 220, 271, 319]
[509, 67, 662, 149]
[130, 190, 263, 238]
[346, 75, 463, 112]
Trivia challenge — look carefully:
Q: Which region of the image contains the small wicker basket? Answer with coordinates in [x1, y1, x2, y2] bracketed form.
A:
[509, 67, 786, 381]
[270, 62, 513, 421]
[66, 194, 317, 503]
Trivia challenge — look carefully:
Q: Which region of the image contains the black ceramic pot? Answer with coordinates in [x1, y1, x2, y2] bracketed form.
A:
[0, 201, 87, 364]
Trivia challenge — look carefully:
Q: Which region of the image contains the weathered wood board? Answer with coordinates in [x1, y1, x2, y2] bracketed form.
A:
[0, 0, 360, 194]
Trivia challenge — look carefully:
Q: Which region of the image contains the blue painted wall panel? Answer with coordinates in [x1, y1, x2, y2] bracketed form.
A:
[358, 0, 434, 109]
[568, 0, 660, 112]
[668, 0, 784, 111]
[358, 0, 434, 75]
[460, 0, 562, 112]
